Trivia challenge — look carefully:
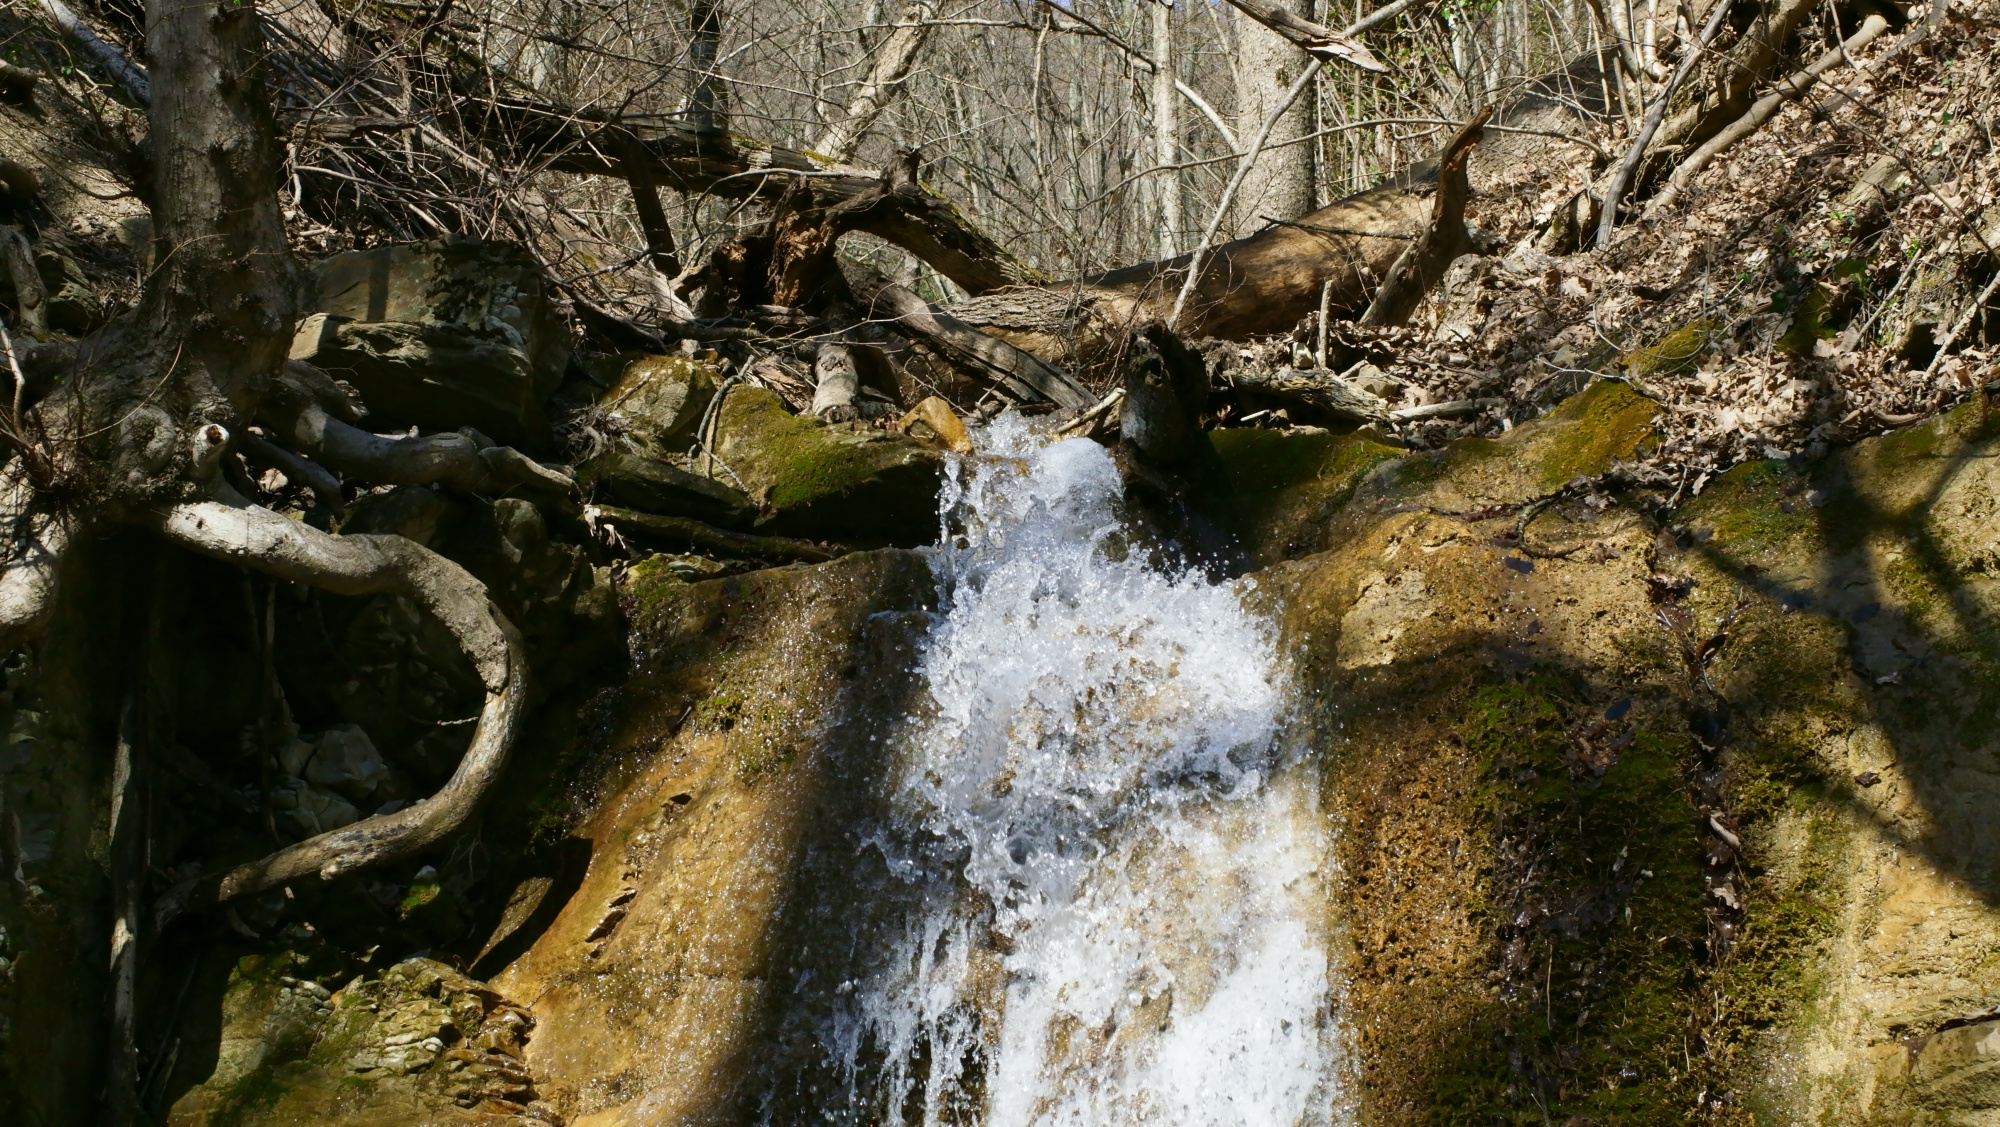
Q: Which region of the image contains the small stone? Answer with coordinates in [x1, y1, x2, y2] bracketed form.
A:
[1855, 770, 1881, 787]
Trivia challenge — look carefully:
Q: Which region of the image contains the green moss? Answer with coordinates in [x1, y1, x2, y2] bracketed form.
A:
[1538, 379, 1663, 488]
[624, 555, 693, 607]
[716, 389, 942, 544]
[1777, 286, 1838, 356]
[1681, 460, 1816, 556]
[1429, 680, 1707, 1125]
[1624, 320, 1717, 380]
[1210, 429, 1402, 557]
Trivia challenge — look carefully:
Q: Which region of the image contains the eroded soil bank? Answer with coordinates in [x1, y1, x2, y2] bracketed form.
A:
[163, 379, 2000, 1126]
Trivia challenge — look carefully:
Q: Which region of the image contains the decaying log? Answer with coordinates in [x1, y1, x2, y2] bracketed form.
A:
[1645, 0, 1828, 174]
[0, 62, 38, 104]
[959, 181, 1430, 355]
[1224, 366, 1388, 422]
[1359, 107, 1495, 327]
[867, 282, 1093, 408]
[1596, 0, 1735, 245]
[811, 343, 861, 419]
[1117, 325, 1237, 571]
[616, 131, 683, 278]
[148, 485, 528, 921]
[594, 504, 843, 563]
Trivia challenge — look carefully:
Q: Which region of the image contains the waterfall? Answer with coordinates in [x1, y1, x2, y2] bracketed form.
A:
[779, 415, 1342, 1126]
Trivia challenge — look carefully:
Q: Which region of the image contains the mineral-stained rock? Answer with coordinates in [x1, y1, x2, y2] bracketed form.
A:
[291, 238, 569, 449]
[167, 955, 560, 1126]
[483, 382, 2000, 1126]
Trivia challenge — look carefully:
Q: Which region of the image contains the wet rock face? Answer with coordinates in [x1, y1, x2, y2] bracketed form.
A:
[167, 955, 558, 1126]
[490, 550, 937, 1126]
[291, 238, 570, 449]
[157, 383, 2000, 1126]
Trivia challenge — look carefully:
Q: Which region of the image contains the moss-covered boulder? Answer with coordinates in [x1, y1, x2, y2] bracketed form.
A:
[710, 385, 944, 544]
[166, 955, 556, 1126]
[590, 354, 721, 459]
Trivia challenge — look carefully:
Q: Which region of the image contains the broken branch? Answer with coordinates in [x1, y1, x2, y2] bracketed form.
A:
[1359, 106, 1495, 327]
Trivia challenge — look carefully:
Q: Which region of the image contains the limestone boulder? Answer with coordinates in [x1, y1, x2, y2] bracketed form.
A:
[589, 354, 722, 459]
[292, 238, 569, 450]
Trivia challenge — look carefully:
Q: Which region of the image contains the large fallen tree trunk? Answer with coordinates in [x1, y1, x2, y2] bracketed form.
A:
[950, 52, 1624, 352]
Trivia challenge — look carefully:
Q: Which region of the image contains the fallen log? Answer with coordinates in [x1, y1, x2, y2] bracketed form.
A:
[1647, 14, 1892, 219]
[866, 282, 1094, 409]
[1392, 397, 1507, 421]
[472, 97, 1040, 297]
[1223, 366, 1388, 422]
[594, 505, 843, 564]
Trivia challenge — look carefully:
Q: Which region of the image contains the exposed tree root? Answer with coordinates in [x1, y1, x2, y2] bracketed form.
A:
[146, 483, 526, 924]
[0, 462, 66, 652]
[260, 362, 577, 499]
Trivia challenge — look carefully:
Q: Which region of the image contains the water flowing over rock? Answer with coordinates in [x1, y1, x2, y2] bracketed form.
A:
[811, 415, 1340, 1125]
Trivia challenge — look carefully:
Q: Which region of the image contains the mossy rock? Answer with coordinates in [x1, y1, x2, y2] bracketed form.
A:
[576, 451, 755, 528]
[1210, 428, 1403, 565]
[1623, 319, 1716, 381]
[710, 386, 943, 544]
[591, 354, 723, 459]
[167, 956, 546, 1127]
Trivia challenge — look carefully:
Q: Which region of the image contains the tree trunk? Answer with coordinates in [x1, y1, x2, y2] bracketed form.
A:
[1151, 0, 1182, 260]
[1231, 14, 1319, 237]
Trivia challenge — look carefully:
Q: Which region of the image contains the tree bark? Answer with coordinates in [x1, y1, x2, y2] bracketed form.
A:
[1151, 0, 1182, 259]
[1231, 19, 1320, 238]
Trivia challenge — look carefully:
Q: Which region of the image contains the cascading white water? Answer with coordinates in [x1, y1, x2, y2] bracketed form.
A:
[808, 415, 1343, 1126]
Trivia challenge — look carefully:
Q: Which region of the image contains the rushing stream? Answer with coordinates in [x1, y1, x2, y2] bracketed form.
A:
[778, 416, 1343, 1125]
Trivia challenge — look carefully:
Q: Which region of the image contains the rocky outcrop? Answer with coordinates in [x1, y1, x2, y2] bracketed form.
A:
[121, 380, 2000, 1126]
[458, 380, 2000, 1126]
[291, 238, 570, 449]
[579, 355, 946, 546]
